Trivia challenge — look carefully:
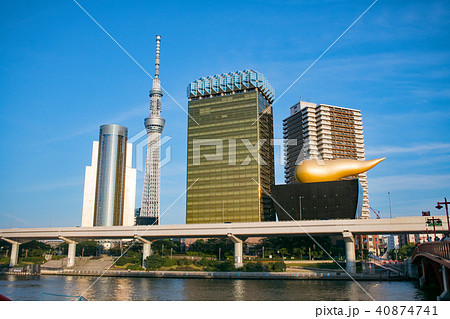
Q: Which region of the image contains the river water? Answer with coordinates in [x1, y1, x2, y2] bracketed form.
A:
[0, 274, 439, 301]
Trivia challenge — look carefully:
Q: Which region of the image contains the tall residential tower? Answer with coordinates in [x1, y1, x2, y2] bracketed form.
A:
[283, 101, 369, 218]
[186, 70, 275, 224]
[140, 35, 165, 225]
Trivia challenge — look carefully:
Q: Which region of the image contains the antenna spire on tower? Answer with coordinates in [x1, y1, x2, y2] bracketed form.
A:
[155, 35, 161, 78]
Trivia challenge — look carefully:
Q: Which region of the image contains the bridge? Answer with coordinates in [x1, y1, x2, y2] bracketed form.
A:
[412, 241, 450, 301]
[1, 216, 448, 274]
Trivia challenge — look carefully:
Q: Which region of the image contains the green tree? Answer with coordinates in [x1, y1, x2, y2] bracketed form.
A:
[188, 238, 234, 258]
[189, 239, 206, 254]
[176, 258, 187, 266]
[255, 236, 336, 260]
[109, 247, 122, 256]
[293, 247, 306, 259]
[19, 240, 51, 257]
[356, 248, 369, 260]
[150, 239, 180, 256]
[397, 243, 417, 260]
[279, 248, 289, 258]
[388, 249, 395, 260]
[126, 242, 143, 253]
[145, 254, 164, 270]
[126, 264, 144, 271]
[244, 261, 264, 272]
[76, 241, 97, 256]
[115, 250, 141, 266]
[216, 261, 235, 271]
[273, 262, 286, 272]
[163, 257, 177, 267]
[265, 263, 274, 271]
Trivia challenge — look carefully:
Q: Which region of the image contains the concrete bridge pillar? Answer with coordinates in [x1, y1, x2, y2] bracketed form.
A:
[67, 243, 76, 267]
[343, 231, 356, 274]
[1, 238, 21, 267]
[438, 265, 450, 301]
[134, 236, 153, 268]
[419, 259, 426, 288]
[227, 234, 244, 269]
[59, 236, 77, 268]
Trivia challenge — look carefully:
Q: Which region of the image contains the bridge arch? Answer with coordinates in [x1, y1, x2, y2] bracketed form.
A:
[412, 242, 450, 301]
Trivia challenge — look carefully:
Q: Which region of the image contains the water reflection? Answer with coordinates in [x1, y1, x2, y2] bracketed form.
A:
[0, 275, 440, 301]
[233, 280, 245, 300]
[348, 281, 366, 301]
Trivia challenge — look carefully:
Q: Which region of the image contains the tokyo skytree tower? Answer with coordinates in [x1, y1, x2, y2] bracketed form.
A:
[140, 35, 165, 224]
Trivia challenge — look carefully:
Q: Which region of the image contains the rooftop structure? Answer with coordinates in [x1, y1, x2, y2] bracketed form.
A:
[187, 69, 275, 103]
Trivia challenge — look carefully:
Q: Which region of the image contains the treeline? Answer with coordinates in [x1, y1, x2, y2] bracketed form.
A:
[143, 255, 286, 272]
[1, 237, 420, 269]
[388, 243, 418, 261]
[0, 240, 101, 266]
[254, 236, 345, 260]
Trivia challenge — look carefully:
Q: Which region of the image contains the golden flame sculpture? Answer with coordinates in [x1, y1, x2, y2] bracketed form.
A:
[295, 158, 385, 183]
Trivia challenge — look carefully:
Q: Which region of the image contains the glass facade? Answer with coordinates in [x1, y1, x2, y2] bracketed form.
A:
[93, 124, 128, 226]
[186, 78, 275, 224]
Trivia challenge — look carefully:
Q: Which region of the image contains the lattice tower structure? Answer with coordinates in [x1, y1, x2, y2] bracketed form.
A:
[141, 35, 165, 223]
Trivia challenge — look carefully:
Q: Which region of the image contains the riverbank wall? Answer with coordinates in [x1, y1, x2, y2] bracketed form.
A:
[1, 269, 413, 281]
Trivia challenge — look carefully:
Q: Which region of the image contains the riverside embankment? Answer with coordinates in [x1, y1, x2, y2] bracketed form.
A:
[1, 268, 412, 281]
[1, 255, 416, 281]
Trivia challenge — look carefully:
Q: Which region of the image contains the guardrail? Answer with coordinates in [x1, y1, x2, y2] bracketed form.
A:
[412, 241, 450, 261]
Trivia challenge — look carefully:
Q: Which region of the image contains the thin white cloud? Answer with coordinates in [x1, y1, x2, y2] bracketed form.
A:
[369, 173, 450, 193]
[366, 143, 450, 156]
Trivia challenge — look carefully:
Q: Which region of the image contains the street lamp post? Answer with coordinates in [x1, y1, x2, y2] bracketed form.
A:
[299, 196, 302, 220]
[436, 197, 450, 233]
[427, 217, 439, 240]
[388, 192, 392, 219]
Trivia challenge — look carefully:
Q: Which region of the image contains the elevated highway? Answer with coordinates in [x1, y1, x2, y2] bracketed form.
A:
[1, 216, 446, 240]
[1, 216, 448, 272]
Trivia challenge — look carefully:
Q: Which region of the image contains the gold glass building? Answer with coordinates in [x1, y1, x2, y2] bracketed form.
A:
[186, 70, 275, 224]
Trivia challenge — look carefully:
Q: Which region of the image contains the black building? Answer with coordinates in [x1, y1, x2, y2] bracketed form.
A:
[272, 179, 363, 221]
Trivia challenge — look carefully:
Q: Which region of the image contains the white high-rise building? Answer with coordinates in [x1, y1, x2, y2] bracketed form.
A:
[81, 124, 136, 227]
[140, 35, 165, 224]
[387, 235, 400, 251]
[283, 100, 369, 218]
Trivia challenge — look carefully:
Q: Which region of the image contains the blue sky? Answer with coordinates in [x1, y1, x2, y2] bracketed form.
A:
[0, 0, 449, 228]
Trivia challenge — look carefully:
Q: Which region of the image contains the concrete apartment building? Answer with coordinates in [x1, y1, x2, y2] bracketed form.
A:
[283, 101, 369, 218]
